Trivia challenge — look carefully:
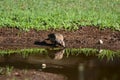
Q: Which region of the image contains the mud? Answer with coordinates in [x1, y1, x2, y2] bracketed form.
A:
[0, 26, 120, 50]
[0, 68, 67, 80]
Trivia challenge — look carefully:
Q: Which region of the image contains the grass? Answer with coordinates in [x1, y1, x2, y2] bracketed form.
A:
[65, 48, 97, 56]
[0, 66, 13, 76]
[0, 48, 120, 60]
[65, 48, 120, 60]
[0, 0, 120, 30]
[0, 48, 47, 56]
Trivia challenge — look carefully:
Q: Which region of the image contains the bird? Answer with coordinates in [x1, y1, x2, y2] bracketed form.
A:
[46, 33, 65, 47]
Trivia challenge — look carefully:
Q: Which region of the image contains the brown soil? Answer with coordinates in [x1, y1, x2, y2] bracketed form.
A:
[0, 26, 120, 51]
[0, 26, 120, 80]
[0, 68, 67, 80]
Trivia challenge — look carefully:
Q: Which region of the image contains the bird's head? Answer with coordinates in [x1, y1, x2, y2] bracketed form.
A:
[59, 40, 65, 48]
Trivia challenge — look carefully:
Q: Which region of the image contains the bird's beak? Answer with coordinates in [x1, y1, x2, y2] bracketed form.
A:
[61, 41, 65, 48]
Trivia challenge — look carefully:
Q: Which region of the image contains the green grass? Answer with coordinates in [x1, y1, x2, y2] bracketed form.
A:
[0, 0, 120, 30]
[97, 50, 118, 61]
[0, 48, 120, 60]
[65, 48, 120, 60]
[0, 48, 47, 56]
[0, 66, 13, 76]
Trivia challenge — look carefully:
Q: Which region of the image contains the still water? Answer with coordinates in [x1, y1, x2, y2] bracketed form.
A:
[0, 49, 120, 80]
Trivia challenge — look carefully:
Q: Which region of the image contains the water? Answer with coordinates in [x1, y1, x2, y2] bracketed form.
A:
[0, 49, 120, 80]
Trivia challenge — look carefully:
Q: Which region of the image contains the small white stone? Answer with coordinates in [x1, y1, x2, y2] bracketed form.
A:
[14, 72, 20, 76]
[99, 39, 103, 44]
[42, 64, 46, 69]
[99, 49, 103, 53]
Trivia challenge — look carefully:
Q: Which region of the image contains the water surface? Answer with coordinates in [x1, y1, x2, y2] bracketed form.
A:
[0, 49, 120, 80]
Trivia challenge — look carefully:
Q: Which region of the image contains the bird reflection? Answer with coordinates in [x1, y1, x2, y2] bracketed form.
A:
[48, 49, 65, 60]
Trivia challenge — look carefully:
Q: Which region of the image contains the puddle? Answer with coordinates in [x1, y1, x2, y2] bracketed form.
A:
[0, 49, 120, 80]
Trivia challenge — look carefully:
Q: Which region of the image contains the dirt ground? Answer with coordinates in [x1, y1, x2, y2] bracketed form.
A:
[0, 26, 120, 80]
[0, 26, 120, 51]
[0, 68, 67, 80]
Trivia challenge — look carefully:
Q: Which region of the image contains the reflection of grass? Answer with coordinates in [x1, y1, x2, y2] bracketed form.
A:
[0, 48, 120, 60]
[0, 0, 119, 30]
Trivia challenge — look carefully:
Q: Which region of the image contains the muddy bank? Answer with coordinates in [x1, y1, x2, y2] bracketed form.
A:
[0, 68, 67, 80]
[0, 26, 120, 51]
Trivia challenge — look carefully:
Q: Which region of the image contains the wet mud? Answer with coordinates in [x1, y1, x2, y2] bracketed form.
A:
[0, 26, 120, 51]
